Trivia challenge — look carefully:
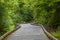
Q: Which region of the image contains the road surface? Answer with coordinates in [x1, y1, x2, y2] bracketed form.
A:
[4, 24, 49, 40]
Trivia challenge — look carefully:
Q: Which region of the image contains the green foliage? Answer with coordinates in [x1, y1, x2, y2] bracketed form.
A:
[52, 32, 60, 38]
[0, 0, 60, 38]
[0, 0, 17, 35]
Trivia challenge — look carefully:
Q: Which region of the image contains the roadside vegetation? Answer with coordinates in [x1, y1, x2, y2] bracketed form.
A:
[0, 0, 60, 39]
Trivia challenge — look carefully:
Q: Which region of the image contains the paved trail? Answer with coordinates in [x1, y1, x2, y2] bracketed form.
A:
[4, 24, 49, 40]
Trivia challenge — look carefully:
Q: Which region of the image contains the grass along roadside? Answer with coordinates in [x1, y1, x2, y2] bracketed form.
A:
[51, 27, 60, 40]
[45, 26, 60, 40]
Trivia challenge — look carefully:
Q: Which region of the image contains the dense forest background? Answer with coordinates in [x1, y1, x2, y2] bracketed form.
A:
[0, 0, 60, 38]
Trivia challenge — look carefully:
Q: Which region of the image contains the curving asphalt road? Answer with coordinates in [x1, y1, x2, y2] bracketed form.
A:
[4, 24, 49, 40]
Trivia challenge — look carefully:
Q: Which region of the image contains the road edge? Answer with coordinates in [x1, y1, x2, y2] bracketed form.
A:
[31, 23, 58, 40]
[0, 24, 21, 40]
